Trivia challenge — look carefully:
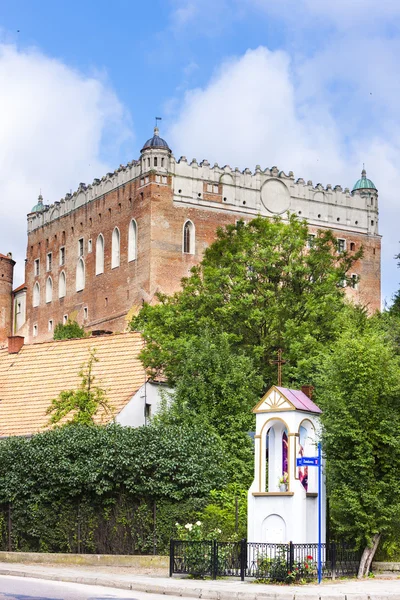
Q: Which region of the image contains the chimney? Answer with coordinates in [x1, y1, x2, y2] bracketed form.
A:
[301, 385, 314, 399]
[8, 336, 24, 354]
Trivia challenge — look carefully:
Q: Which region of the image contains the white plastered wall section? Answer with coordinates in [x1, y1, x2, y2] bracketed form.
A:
[247, 405, 325, 545]
[116, 382, 170, 428]
[171, 159, 378, 236]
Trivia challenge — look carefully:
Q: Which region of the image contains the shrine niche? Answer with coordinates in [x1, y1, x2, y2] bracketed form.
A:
[247, 385, 326, 544]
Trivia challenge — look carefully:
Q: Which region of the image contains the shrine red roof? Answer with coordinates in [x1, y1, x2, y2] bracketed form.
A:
[276, 387, 322, 414]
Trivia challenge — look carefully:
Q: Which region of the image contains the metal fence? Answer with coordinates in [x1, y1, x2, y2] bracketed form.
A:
[170, 540, 360, 581]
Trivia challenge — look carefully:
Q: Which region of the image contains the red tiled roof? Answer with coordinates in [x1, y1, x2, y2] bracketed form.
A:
[0, 332, 145, 437]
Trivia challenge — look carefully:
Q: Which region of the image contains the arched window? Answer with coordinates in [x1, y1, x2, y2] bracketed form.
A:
[76, 258, 85, 291]
[183, 220, 195, 254]
[33, 282, 40, 307]
[112, 227, 120, 268]
[96, 234, 104, 275]
[128, 220, 137, 262]
[59, 271, 66, 298]
[46, 277, 53, 303]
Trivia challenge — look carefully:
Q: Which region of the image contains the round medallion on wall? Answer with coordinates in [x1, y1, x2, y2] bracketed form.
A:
[261, 180, 290, 214]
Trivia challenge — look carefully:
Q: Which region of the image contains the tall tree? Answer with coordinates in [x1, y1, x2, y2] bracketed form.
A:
[131, 214, 361, 387]
[316, 327, 400, 577]
[155, 330, 263, 484]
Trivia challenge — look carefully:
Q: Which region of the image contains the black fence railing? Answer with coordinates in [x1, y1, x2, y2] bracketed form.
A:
[170, 540, 361, 581]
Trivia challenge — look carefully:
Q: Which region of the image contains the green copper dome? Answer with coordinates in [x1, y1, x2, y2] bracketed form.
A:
[352, 168, 377, 192]
[31, 194, 44, 213]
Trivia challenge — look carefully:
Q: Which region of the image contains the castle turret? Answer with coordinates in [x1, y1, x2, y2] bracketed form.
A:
[140, 125, 172, 175]
[352, 167, 379, 235]
[0, 253, 15, 346]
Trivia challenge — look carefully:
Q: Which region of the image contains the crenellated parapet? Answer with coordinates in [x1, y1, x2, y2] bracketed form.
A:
[170, 158, 379, 236]
[27, 141, 379, 239]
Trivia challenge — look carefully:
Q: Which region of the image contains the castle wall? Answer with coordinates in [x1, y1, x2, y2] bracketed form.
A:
[22, 149, 381, 343]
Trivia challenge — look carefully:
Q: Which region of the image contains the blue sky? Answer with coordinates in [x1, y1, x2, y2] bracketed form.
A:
[1, 0, 400, 304]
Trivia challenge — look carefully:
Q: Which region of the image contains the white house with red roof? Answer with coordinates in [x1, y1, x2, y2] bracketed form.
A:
[247, 385, 326, 544]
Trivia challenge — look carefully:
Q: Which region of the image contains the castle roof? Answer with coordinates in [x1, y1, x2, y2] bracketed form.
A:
[352, 168, 377, 192]
[141, 126, 170, 152]
[0, 332, 146, 437]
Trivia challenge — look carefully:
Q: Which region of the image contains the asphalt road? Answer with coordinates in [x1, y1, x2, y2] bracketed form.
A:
[0, 576, 184, 600]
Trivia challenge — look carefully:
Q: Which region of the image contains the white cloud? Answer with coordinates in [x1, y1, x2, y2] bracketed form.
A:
[0, 43, 133, 286]
[167, 44, 400, 304]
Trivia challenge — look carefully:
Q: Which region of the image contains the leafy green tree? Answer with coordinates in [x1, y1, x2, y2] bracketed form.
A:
[316, 327, 400, 577]
[46, 349, 111, 426]
[54, 319, 86, 340]
[195, 483, 248, 539]
[131, 215, 361, 388]
[155, 330, 262, 484]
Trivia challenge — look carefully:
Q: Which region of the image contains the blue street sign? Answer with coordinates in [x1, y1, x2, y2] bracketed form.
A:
[296, 457, 319, 467]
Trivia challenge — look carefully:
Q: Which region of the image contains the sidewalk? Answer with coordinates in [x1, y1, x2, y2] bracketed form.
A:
[0, 561, 399, 599]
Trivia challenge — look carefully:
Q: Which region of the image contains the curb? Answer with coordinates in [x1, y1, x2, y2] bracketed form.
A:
[1, 568, 400, 600]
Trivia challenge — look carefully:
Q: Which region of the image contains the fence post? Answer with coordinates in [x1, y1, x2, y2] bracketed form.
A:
[289, 541, 294, 573]
[169, 539, 174, 577]
[240, 538, 247, 581]
[331, 542, 336, 580]
[7, 504, 11, 552]
[212, 539, 218, 580]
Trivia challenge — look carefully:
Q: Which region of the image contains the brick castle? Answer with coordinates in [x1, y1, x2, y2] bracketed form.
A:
[0, 127, 381, 346]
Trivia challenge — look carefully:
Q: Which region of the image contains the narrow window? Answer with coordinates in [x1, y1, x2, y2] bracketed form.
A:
[63, 314, 68, 325]
[59, 271, 66, 298]
[83, 307, 88, 320]
[145, 403, 152, 421]
[33, 324, 38, 337]
[33, 282, 40, 307]
[59, 247, 65, 266]
[96, 234, 104, 275]
[128, 220, 137, 261]
[337, 238, 346, 253]
[350, 242, 355, 251]
[34, 259, 40, 276]
[307, 234, 316, 249]
[46, 277, 53, 303]
[112, 227, 120, 268]
[154, 157, 158, 167]
[76, 258, 85, 291]
[46, 252, 52, 272]
[161, 158, 165, 167]
[48, 319, 53, 332]
[88, 239, 92, 253]
[183, 221, 195, 255]
[78, 238, 84, 257]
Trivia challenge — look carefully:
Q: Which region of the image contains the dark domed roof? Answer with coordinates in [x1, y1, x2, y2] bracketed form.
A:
[141, 127, 170, 152]
[352, 168, 377, 192]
